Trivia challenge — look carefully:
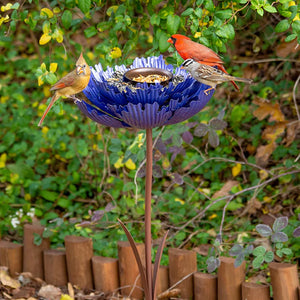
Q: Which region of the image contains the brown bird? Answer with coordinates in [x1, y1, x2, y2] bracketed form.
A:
[167, 34, 239, 90]
[181, 59, 252, 95]
[38, 53, 91, 127]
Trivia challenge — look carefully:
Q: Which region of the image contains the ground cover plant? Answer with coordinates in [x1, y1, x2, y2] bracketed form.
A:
[0, 0, 299, 297]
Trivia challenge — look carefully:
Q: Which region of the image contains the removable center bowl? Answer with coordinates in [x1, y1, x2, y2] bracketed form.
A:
[124, 68, 173, 86]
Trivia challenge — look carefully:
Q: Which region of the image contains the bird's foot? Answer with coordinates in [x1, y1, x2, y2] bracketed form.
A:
[204, 87, 214, 95]
[70, 95, 82, 104]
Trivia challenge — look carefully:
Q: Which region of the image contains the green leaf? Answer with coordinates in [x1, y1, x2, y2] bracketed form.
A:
[257, 8, 264, 16]
[62, 10, 73, 29]
[253, 246, 266, 256]
[194, 8, 203, 19]
[166, 14, 181, 35]
[263, 4, 277, 13]
[292, 20, 300, 34]
[215, 9, 232, 20]
[264, 251, 274, 263]
[159, 32, 170, 52]
[281, 248, 292, 256]
[216, 24, 235, 40]
[33, 233, 42, 246]
[77, 0, 91, 14]
[7, 163, 34, 180]
[45, 72, 57, 85]
[40, 190, 58, 201]
[275, 19, 290, 33]
[84, 26, 97, 38]
[252, 255, 264, 268]
[150, 14, 160, 26]
[181, 8, 194, 17]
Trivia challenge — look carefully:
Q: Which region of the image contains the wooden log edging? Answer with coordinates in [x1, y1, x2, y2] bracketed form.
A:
[92, 256, 119, 293]
[65, 235, 94, 289]
[218, 257, 246, 300]
[118, 240, 145, 299]
[23, 224, 50, 279]
[0, 240, 23, 277]
[0, 227, 299, 299]
[44, 249, 68, 286]
[194, 272, 217, 300]
[269, 262, 299, 300]
[242, 282, 270, 300]
[168, 248, 197, 299]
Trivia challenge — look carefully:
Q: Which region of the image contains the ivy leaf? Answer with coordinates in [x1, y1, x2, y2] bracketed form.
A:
[209, 118, 227, 130]
[194, 123, 209, 137]
[207, 257, 220, 273]
[33, 233, 42, 246]
[271, 232, 288, 243]
[181, 131, 193, 144]
[229, 244, 243, 256]
[208, 129, 219, 148]
[234, 253, 245, 267]
[272, 216, 288, 232]
[256, 224, 272, 237]
[293, 226, 300, 237]
[244, 245, 254, 255]
[78, 0, 91, 14]
[171, 173, 184, 185]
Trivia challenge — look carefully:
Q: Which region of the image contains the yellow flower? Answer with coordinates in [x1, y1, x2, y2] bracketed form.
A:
[1, 3, 12, 12]
[110, 47, 122, 59]
[42, 126, 49, 135]
[24, 193, 31, 201]
[0, 153, 7, 168]
[208, 213, 217, 220]
[114, 157, 124, 169]
[40, 8, 54, 18]
[39, 33, 51, 45]
[194, 32, 202, 38]
[125, 158, 136, 170]
[232, 163, 242, 177]
[0, 15, 9, 26]
[175, 198, 185, 205]
[60, 295, 74, 300]
[49, 62, 58, 73]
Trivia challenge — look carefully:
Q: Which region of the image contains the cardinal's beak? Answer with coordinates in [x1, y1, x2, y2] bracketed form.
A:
[76, 66, 84, 75]
[167, 38, 172, 43]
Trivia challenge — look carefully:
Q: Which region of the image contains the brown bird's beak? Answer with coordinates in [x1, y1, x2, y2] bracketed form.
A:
[76, 66, 84, 75]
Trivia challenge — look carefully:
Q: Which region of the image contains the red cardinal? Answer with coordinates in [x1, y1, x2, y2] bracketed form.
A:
[168, 34, 239, 90]
[38, 53, 91, 127]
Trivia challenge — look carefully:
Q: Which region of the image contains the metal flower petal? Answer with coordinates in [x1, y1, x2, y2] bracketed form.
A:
[77, 55, 214, 129]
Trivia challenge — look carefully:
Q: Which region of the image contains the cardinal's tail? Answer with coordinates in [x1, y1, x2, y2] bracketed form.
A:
[38, 93, 60, 127]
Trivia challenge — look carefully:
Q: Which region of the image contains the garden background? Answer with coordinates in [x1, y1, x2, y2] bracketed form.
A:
[0, 0, 299, 292]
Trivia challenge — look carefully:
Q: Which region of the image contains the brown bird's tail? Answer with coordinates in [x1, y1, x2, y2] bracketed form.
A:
[217, 65, 240, 91]
[38, 93, 59, 127]
[231, 77, 253, 84]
